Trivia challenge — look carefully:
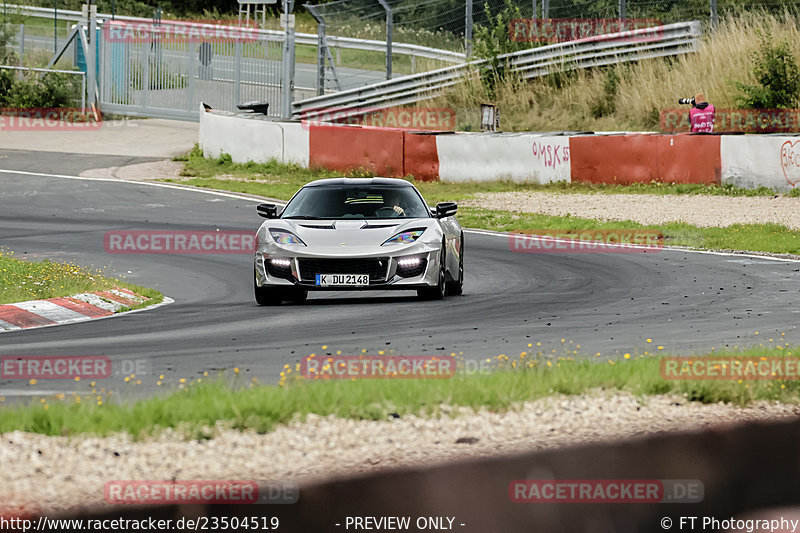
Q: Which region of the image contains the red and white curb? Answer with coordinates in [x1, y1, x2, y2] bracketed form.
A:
[0, 287, 168, 332]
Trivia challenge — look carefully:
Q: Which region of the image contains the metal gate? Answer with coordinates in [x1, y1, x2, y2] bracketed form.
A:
[98, 21, 285, 121]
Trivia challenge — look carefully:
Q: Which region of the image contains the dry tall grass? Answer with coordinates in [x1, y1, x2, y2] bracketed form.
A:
[432, 12, 800, 132]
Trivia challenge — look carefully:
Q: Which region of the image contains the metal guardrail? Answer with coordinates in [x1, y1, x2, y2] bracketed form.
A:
[6, 4, 465, 64]
[293, 21, 701, 116]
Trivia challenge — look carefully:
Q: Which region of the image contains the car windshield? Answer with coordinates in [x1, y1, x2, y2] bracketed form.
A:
[281, 184, 431, 220]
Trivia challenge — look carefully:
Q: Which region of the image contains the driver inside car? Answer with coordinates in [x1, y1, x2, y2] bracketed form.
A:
[381, 191, 407, 217]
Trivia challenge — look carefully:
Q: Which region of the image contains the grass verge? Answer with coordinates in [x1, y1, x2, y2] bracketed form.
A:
[1, 346, 798, 439]
[0, 248, 163, 307]
[458, 208, 800, 255]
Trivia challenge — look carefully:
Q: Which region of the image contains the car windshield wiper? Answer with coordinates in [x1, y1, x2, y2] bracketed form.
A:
[281, 215, 326, 219]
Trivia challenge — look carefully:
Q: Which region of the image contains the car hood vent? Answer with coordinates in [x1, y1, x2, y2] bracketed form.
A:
[298, 223, 335, 229]
[360, 224, 399, 229]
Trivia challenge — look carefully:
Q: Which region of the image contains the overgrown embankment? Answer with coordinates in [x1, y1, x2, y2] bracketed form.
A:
[434, 12, 800, 132]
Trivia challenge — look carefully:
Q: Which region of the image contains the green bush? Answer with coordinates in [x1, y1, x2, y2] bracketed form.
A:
[472, 0, 531, 96]
[0, 69, 13, 107]
[735, 34, 800, 109]
[3, 71, 77, 109]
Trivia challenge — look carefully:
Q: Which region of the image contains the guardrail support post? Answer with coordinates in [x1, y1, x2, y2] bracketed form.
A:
[86, 0, 95, 109]
[280, 0, 295, 118]
[306, 4, 326, 96]
[465, 0, 472, 58]
[377, 0, 392, 80]
[710, 0, 718, 29]
[54, 0, 58, 54]
[17, 24, 24, 66]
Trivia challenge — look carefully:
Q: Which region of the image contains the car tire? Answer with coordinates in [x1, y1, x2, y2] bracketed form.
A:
[418, 245, 446, 300]
[254, 272, 284, 306]
[446, 234, 464, 296]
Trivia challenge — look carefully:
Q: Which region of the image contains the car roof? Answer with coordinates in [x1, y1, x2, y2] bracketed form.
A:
[303, 177, 414, 188]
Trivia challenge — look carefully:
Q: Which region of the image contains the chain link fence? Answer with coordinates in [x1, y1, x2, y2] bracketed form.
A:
[306, 0, 800, 54]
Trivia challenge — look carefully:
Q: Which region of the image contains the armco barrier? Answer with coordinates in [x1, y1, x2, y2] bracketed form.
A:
[722, 135, 800, 192]
[47, 416, 800, 532]
[569, 133, 721, 185]
[437, 133, 571, 183]
[308, 123, 405, 177]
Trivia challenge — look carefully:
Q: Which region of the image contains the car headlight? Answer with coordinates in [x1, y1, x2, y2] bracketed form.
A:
[269, 229, 306, 246]
[382, 229, 425, 246]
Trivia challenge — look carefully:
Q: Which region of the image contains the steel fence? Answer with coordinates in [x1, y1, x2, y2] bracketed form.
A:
[4, 4, 466, 63]
[98, 22, 284, 121]
[3, 23, 76, 67]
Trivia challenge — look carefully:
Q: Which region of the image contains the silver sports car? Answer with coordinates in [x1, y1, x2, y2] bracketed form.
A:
[253, 177, 464, 305]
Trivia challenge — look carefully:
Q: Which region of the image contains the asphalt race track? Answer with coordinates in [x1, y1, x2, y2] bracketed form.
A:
[2, 151, 800, 400]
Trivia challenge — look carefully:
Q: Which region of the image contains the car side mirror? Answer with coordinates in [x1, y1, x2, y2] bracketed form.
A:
[257, 203, 279, 219]
[435, 202, 457, 218]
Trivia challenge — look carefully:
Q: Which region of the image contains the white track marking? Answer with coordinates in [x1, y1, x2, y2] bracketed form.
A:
[0, 168, 280, 203]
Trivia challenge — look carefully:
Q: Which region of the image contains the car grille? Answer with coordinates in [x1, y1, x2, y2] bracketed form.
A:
[298, 258, 389, 283]
[396, 258, 427, 278]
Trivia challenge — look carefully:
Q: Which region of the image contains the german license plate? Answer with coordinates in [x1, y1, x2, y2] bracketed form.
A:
[315, 274, 369, 287]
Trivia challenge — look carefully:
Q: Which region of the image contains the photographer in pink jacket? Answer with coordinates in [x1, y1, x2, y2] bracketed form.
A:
[684, 93, 715, 132]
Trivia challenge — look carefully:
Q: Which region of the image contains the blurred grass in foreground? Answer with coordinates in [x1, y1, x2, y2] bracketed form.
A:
[1, 346, 798, 440]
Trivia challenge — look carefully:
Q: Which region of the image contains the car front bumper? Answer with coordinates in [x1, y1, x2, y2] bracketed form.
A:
[254, 243, 442, 291]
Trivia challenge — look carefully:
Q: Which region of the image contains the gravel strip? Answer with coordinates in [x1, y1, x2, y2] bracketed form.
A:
[461, 192, 800, 229]
[2, 391, 798, 515]
[80, 160, 185, 181]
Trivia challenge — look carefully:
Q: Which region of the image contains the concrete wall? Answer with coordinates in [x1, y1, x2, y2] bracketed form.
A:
[198, 111, 798, 191]
[437, 133, 571, 183]
[198, 110, 309, 166]
[721, 136, 800, 192]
